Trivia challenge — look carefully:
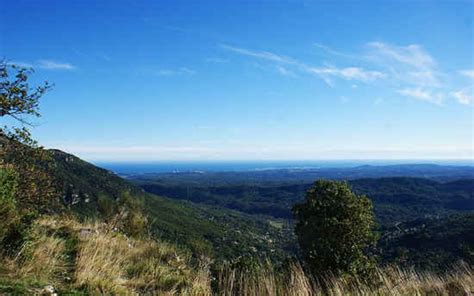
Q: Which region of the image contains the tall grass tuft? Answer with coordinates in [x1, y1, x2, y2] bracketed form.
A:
[216, 260, 473, 296]
[73, 219, 212, 295]
[0, 215, 213, 295]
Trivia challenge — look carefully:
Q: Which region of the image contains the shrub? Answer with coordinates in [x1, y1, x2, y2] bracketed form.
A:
[113, 192, 148, 237]
[0, 168, 20, 245]
[293, 180, 378, 280]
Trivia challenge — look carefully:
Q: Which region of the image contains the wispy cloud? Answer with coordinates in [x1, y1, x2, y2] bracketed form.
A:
[307, 66, 384, 82]
[220, 44, 297, 64]
[459, 69, 474, 79]
[397, 88, 443, 105]
[451, 89, 473, 105]
[37, 60, 75, 70]
[313, 43, 361, 60]
[221, 44, 383, 85]
[275, 65, 296, 77]
[366, 42, 472, 106]
[9, 60, 75, 71]
[367, 42, 441, 88]
[368, 42, 435, 70]
[367, 42, 474, 106]
[222, 41, 471, 107]
[452, 70, 474, 105]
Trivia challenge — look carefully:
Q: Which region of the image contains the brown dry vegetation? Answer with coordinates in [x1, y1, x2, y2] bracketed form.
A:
[0, 216, 211, 295]
[217, 261, 473, 296]
[0, 215, 472, 295]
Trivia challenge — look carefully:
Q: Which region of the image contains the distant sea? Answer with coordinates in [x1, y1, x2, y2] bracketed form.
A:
[96, 160, 474, 175]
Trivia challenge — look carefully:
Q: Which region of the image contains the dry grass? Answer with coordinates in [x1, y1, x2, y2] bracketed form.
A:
[1, 215, 212, 295]
[1, 215, 472, 295]
[216, 261, 474, 296]
[74, 230, 211, 295]
[5, 217, 70, 285]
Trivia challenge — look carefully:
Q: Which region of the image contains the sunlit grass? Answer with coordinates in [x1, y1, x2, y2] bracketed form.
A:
[1, 215, 472, 295]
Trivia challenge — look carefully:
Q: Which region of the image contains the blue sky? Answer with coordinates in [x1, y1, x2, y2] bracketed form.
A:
[1, 0, 473, 161]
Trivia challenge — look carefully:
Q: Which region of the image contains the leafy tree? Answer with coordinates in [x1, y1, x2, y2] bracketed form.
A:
[293, 180, 378, 279]
[0, 61, 57, 212]
[0, 61, 50, 125]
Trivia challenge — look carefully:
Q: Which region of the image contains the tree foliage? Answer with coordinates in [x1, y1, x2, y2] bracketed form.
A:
[0, 168, 20, 243]
[0, 61, 57, 212]
[0, 61, 50, 125]
[293, 180, 378, 279]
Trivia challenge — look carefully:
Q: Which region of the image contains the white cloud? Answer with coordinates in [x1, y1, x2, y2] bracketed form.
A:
[275, 65, 296, 77]
[459, 70, 474, 79]
[367, 42, 441, 88]
[221, 44, 383, 84]
[220, 44, 296, 64]
[179, 67, 195, 74]
[451, 89, 473, 105]
[222, 41, 471, 107]
[9, 60, 75, 71]
[365, 42, 474, 106]
[368, 42, 435, 70]
[37, 60, 75, 70]
[307, 66, 384, 81]
[313, 43, 360, 60]
[397, 88, 443, 105]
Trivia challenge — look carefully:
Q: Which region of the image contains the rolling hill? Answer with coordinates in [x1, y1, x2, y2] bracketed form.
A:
[50, 151, 473, 269]
[47, 149, 294, 262]
[132, 173, 474, 225]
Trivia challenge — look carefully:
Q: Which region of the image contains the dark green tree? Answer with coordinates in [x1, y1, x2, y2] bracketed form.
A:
[293, 180, 378, 279]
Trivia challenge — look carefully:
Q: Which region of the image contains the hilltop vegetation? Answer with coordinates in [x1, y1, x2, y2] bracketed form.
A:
[133, 173, 474, 225]
[379, 213, 474, 269]
[133, 173, 474, 269]
[47, 148, 294, 263]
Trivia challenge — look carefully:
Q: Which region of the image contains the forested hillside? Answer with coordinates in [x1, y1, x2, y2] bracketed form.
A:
[20, 145, 474, 269]
[133, 174, 474, 225]
[45, 148, 295, 262]
[130, 172, 474, 269]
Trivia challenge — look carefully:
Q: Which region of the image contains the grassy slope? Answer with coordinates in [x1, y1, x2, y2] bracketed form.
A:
[2, 216, 472, 295]
[0, 216, 211, 295]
